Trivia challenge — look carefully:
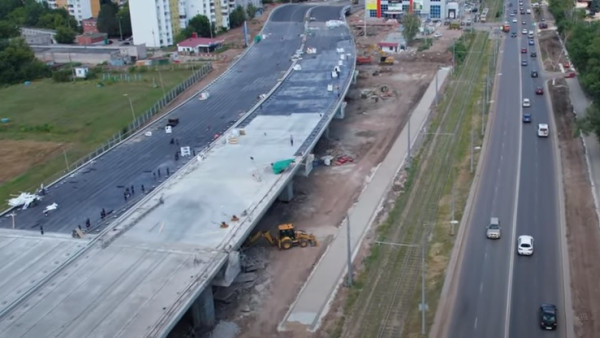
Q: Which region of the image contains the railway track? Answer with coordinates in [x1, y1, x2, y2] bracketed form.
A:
[344, 32, 490, 338]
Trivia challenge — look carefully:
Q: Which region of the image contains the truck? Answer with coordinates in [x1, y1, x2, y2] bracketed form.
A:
[356, 56, 373, 65]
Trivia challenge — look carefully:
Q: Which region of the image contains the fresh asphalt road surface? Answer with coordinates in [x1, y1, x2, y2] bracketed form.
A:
[447, 4, 565, 338]
[0, 5, 312, 234]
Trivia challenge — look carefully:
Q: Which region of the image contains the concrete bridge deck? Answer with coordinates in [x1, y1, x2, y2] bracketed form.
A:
[0, 4, 355, 337]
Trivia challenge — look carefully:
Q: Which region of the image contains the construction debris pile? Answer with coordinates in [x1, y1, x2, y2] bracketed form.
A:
[214, 247, 271, 318]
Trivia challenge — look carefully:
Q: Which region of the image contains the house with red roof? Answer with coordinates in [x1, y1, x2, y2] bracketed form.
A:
[177, 33, 224, 54]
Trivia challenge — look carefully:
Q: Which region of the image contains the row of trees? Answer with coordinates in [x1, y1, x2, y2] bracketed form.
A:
[97, 1, 132, 39]
[176, 4, 259, 42]
[548, 0, 600, 139]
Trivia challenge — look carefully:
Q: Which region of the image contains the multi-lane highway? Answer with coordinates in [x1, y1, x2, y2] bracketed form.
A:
[446, 3, 566, 337]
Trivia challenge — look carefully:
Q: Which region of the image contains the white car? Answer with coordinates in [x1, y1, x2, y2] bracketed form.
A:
[512, 18, 518, 23]
[526, 8, 531, 14]
[517, 235, 534, 255]
[538, 123, 549, 137]
[523, 98, 531, 107]
[522, 28, 528, 34]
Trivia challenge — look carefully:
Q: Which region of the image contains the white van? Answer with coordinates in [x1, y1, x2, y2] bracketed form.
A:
[538, 123, 549, 137]
[528, 30, 534, 38]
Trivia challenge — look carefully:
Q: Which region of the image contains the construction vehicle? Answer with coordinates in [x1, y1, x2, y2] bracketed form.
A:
[356, 56, 373, 65]
[245, 223, 318, 250]
[380, 56, 394, 64]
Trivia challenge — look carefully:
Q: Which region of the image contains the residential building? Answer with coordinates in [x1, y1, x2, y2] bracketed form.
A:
[21, 27, 57, 45]
[37, 0, 101, 23]
[130, 0, 239, 48]
[177, 33, 224, 54]
[365, 0, 447, 21]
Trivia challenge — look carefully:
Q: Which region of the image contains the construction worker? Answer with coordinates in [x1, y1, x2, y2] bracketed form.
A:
[101, 208, 106, 219]
[86, 218, 91, 228]
[131, 185, 135, 195]
[40, 226, 44, 235]
[141, 184, 145, 193]
[166, 167, 170, 176]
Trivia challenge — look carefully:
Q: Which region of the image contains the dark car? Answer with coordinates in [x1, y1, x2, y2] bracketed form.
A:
[167, 118, 180, 127]
[511, 32, 517, 37]
[536, 87, 544, 95]
[539, 304, 557, 330]
[531, 70, 538, 77]
[531, 51, 537, 57]
[521, 48, 527, 53]
[523, 113, 532, 123]
[522, 60, 528, 66]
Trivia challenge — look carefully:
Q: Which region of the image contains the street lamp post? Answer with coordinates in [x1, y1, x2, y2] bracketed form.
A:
[123, 94, 135, 121]
[6, 212, 16, 229]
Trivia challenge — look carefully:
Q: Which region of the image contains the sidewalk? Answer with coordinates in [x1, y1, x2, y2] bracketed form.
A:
[279, 67, 451, 332]
[565, 78, 600, 219]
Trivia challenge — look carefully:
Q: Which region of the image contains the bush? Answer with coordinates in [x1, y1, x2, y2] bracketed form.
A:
[52, 69, 72, 82]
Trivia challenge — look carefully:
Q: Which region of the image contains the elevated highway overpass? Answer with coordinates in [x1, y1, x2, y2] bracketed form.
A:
[0, 4, 356, 337]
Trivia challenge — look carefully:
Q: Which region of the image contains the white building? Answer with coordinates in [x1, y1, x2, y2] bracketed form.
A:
[130, 0, 239, 48]
[37, 0, 99, 23]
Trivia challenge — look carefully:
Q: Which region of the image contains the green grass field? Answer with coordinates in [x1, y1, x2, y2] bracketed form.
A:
[0, 64, 206, 202]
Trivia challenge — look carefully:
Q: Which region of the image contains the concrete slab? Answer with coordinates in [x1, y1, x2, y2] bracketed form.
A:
[280, 67, 451, 331]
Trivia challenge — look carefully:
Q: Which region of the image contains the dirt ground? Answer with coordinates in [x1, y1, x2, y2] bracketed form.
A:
[199, 13, 460, 338]
[0, 140, 65, 184]
[539, 19, 600, 338]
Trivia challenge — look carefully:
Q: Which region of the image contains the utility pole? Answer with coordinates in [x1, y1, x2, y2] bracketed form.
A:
[421, 238, 426, 336]
[346, 214, 353, 287]
[407, 118, 411, 167]
[435, 68, 439, 106]
[63, 148, 70, 171]
[470, 126, 474, 173]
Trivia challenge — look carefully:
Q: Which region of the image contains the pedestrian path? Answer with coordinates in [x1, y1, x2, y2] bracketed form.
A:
[279, 67, 451, 332]
[565, 78, 600, 219]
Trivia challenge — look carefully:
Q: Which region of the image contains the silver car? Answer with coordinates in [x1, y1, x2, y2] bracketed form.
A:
[486, 217, 501, 239]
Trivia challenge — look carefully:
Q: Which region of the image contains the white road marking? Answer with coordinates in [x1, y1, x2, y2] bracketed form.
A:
[474, 317, 479, 329]
[504, 40, 525, 338]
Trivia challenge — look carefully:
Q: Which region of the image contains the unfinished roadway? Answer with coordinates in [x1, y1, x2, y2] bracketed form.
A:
[0, 4, 355, 338]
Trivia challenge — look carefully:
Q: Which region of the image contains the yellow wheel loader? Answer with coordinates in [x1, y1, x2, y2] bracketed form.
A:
[246, 223, 318, 250]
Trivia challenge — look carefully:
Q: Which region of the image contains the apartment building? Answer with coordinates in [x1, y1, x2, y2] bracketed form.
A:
[366, 0, 447, 20]
[38, 0, 101, 23]
[130, 0, 239, 48]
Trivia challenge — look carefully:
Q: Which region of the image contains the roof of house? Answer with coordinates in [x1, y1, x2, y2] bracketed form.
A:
[178, 37, 224, 48]
[378, 42, 398, 47]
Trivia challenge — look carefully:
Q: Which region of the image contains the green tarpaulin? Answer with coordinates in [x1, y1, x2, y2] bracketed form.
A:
[272, 159, 294, 174]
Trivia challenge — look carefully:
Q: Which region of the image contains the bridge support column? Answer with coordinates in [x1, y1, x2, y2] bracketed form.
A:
[278, 180, 294, 202]
[324, 126, 330, 139]
[299, 153, 315, 177]
[192, 287, 215, 334]
[353, 70, 358, 84]
[334, 101, 347, 120]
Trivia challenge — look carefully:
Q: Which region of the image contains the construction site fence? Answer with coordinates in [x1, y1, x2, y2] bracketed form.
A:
[46, 63, 212, 190]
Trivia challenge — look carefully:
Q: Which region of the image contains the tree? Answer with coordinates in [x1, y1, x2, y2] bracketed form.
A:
[97, 2, 119, 36]
[402, 13, 420, 44]
[187, 14, 212, 37]
[247, 4, 258, 19]
[0, 38, 50, 84]
[116, 3, 132, 38]
[0, 21, 19, 39]
[55, 26, 76, 44]
[229, 6, 246, 29]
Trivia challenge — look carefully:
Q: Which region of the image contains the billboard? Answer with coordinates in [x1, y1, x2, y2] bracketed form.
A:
[366, 0, 378, 10]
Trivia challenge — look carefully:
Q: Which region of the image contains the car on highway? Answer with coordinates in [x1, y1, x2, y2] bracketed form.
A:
[539, 304, 558, 330]
[486, 217, 501, 239]
[521, 47, 527, 53]
[538, 123, 549, 137]
[523, 113, 532, 123]
[536, 87, 544, 95]
[522, 21, 526, 25]
[539, 22, 548, 29]
[522, 28, 528, 34]
[565, 71, 576, 78]
[526, 8, 531, 14]
[517, 235, 534, 255]
[531, 70, 538, 77]
[512, 18, 518, 23]
[523, 98, 531, 107]
[531, 51, 537, 57]
[529, 39, 535, 45]
[522, 59, 528, 66]
[511, 32, 517, 37]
